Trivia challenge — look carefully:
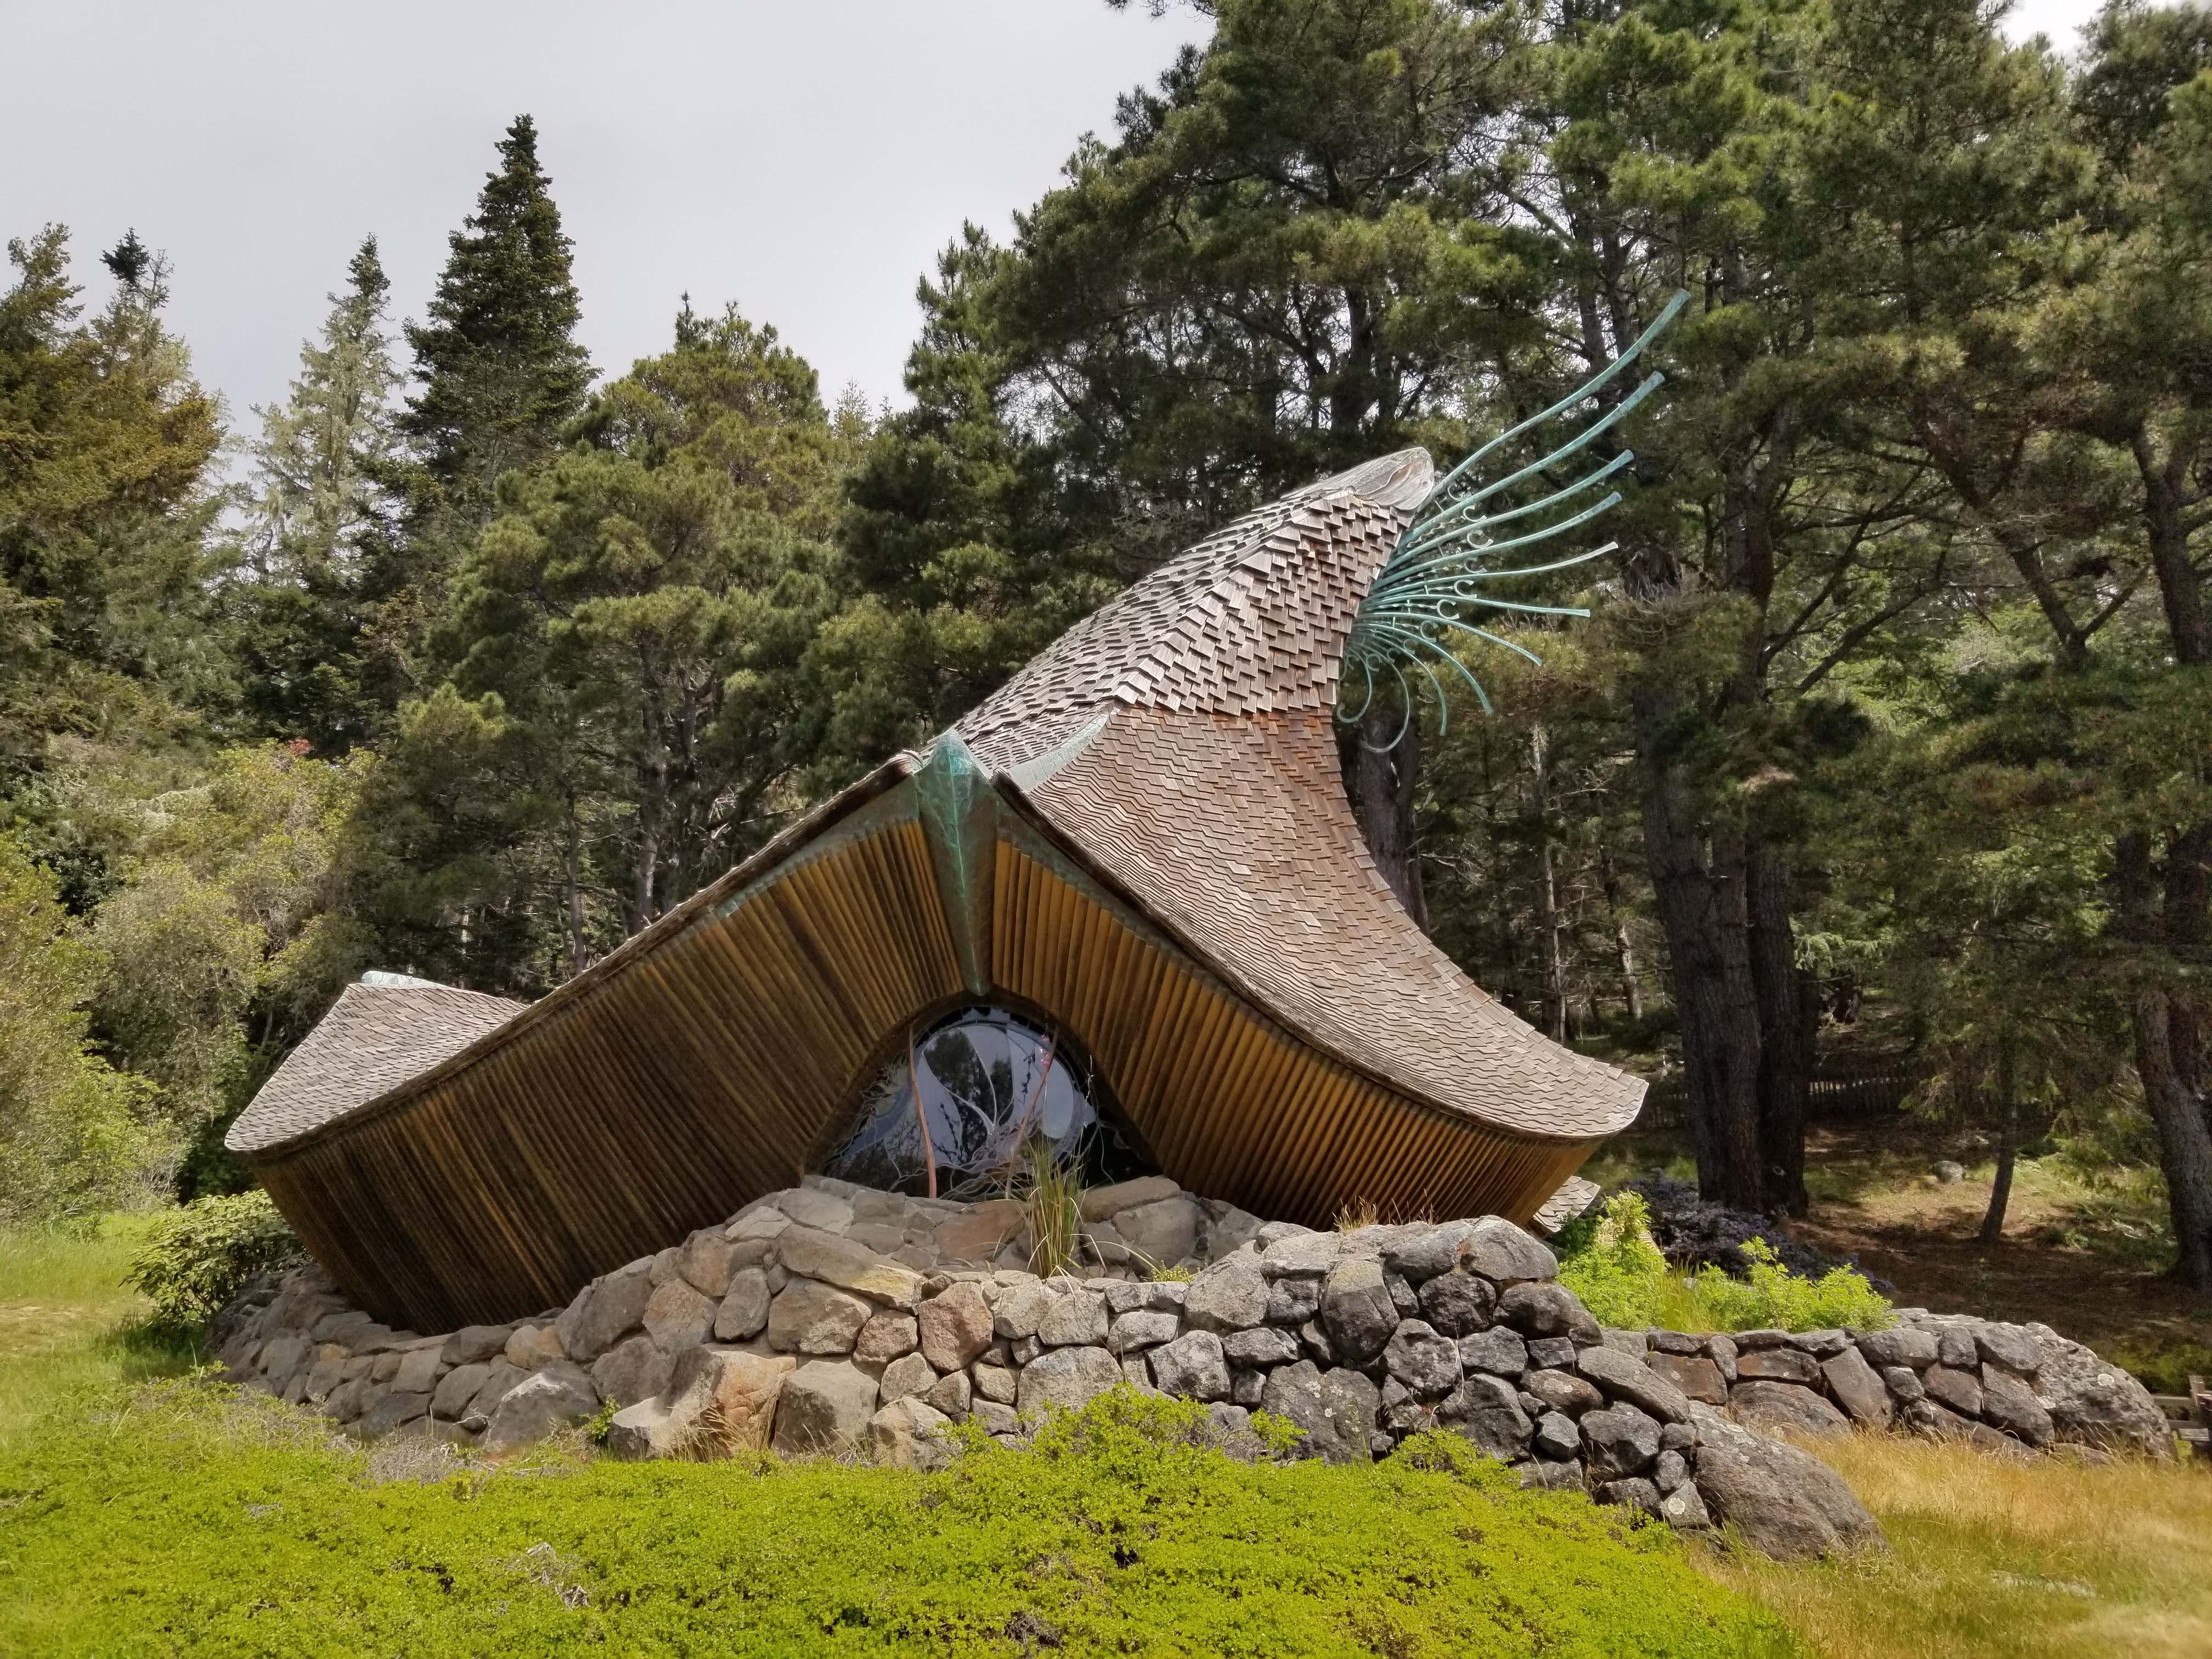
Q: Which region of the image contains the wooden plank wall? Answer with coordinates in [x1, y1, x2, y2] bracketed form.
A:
[256, 814, 964, 1330]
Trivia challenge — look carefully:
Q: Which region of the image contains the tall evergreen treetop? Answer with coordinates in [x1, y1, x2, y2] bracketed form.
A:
[398, 115, 590, 545]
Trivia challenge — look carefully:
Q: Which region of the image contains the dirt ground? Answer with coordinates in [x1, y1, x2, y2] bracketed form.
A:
[1592, 1119, 2212, 1383]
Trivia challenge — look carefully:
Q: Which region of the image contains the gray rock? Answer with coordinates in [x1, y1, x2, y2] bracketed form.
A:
[1660, 1420, 1695, 1451]
[970, 1398, 1020, 1436]
[1580, 1403, 1660, 1477]
[1531, 1410, 1579, 1460]
[1037, 1291, 1109, 1347]
[1654, 1448, 1690, 1492]
[1111, 1197, 1205, 1268]
[1599, 1328, 1649, 1358]
[1148, 1330, 1231, 1401]
[431, 1362, 490, 1421]
[557, 1257, 653, 1361]
[1079, 1175, 1183, 1222]
[1414, 1270, 1496, 1337]
[1438, 1372, 1532, 1463]
[1222, 1325, 1301, 1367]
[992, 1282, 1059, 1341]
[1523, 1368, 1604, 1417]
[1319, 1257, 1397, 1364]
[1596, 1477, 1662, 1517]
[483, 1365, 598, 1453]
[441, 1324, 514, 1366]
[678, 1228, 743, 1299]
[854, 1311, 921, 1363]
[1821, 1348, 1893, 1427]
[1881, 1364, 1925, 1402]
[1201, 1401, 1266, 1462]
[1260, 1232, 1345, 1277]
[1658, 1482, 1712, 1530]
[1383, 1221, 1477, 1282]
[1731, 1329, 1794, 1351]
[593, 1334, 676, 1409]
[1264, 1277, 1321, 1325]
[715, 1267, 771, 1342]
[771, 1359, 880, 1454]
[879, 1352, 938, 1403]
[1383, 1319, 1463, 1398]
[1932, 1159, 1965, 1184]
[1735, 1346, 1823, 1386]
[1016, 1345, 1122, 1419]
[1102, 1280, 1188, 1315]
[643, 1279, 717, 1351]
[767, 1279, 873, 1355]
[1649, 1330, 1705, 1356]
[466, 1358, 523, 1419]
[1704, 1333, 1739, 1383]
[1203, 1207, 1267, 1262]
[1648, 1352, 1730, 1406]
[1685, 1402, 1884, 1559]
[1182, 1254, 1271, 1333]
[1923, 1364, 1984, 1418]
[1010, 1334, 1044, 1368]
[1787, 1329, 1853, 1358]
[2028, 1326, 2172, 1456]
[1936, 1325, 1980, 1370]
[1457, 1326, 1528, 1379]
[918, 1281, 995, 1373]
[391, 1346, 443, 1396]
[1260, 1361, 1379, 1464]
[1576, 1345, 1692, 1424]
[1107, 1307, 1182, 1355]
[971, 1362, 1018, 1405]
[1518, 1459, 1585, 1492]
[1730, 1380, 1850, 1438]
[1979, 1366, 2053, 1446]
[1974, 1322, 2045, 1377]
[1855, 1327, 1938, 1369]
[777, 1187, 855, 1233]
[868, 1397, 954, 1469]
[925, 1369, 972, 1418]
[1252, 1220, 1316, 1249]
[1385, 1272, 1419, 1316]
[1231, 1368, 1265, 1407]
[1299, 1319, 1335, 1366]
[775, 1223, 923, 1308]
[1460, 1217, 1558, 1285]
[357, 1390, 430, 1438]
[1496, 1282, 1598, 1341]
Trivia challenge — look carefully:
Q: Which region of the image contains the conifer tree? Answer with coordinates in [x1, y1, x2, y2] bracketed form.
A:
[390, 116, 590, 582]
[232, 237, 398, 751]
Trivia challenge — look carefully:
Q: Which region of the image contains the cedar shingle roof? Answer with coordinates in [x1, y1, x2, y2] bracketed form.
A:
[229, 980, 527, 1154]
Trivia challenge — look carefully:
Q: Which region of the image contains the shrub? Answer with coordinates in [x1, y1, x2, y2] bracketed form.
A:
[1556, 1192, 1677, 1328]
[124, 1189, 304, 1325]
[1688, 1239, 1894, 1334]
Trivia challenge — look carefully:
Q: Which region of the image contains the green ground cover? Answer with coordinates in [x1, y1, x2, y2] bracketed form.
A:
[0, 1382, 1788, 1657]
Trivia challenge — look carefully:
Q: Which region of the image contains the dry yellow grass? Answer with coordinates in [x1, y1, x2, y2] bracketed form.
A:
[1699, 1432, 2212, 1659]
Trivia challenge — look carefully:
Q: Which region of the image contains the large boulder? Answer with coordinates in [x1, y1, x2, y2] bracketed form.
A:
[592, 1334, 676, 1409]
[1686, 1403, 1884, 1561]
[1576, 1345, 1692, 1424]
[767, 1279, 873, 1355]
[1494, 1282, 1599, 1341]
[2023, 1324, 2173, 1457]
[1318, 1257, 1397, 1364]
[1017, 1345, 1122, 1418]
[557, 1257, 652, 1361]
[774, 1224, 922, 1308]
[1820, 1348, 1894, 1427]
[1037, 1291, 1109, 1347]
[1579, 1404, 1661, 1479]
[1182, 1255, 1271, 1333]
[1149, 1330, 1232, 1401]
[771, 1360, 881, 1455]
[1437, 1372, 1532, 1463]
[1459, 1218, 1558, 1285]
[484, 1364, 599, 1454]
[1730, 1380, 1850, 1438]
[642, 1280, 716, 1351]
[1383, 1319, 1463, 1398]
[1414, 1269, 1496, 1337]
[1260, 1361, 1379, 1464]
[1111, 1197, 1205, 1267]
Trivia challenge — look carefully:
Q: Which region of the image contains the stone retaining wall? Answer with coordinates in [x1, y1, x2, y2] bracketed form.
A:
[213, 1173, 2175, 1561]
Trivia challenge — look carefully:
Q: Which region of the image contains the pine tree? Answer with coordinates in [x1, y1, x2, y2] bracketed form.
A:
[231, 238, 398, 751]
[391, 116, 590, 573]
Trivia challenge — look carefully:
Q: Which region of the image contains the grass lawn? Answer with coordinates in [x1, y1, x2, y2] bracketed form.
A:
[3, 1220, 2208, 1657]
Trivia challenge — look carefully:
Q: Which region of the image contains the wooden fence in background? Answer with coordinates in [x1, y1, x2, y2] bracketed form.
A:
[1634, 1063, 1925, 1132]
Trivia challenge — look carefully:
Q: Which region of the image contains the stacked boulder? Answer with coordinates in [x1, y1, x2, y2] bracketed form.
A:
[215, 1173, 2173, 1561]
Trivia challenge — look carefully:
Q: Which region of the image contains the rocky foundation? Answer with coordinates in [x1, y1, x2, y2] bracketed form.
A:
[213, 1174, 2174, 1562]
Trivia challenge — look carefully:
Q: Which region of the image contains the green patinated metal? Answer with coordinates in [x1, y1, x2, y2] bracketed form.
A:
[916, 733, 997, 997]
[1341, 291, 1688, 747]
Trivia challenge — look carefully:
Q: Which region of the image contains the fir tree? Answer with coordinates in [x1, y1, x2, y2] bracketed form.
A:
[392, 115, 590, 569]
[230, 237, 400, 751]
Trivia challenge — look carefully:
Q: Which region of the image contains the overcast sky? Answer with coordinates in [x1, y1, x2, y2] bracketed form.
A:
[2, 0, 2109, 438]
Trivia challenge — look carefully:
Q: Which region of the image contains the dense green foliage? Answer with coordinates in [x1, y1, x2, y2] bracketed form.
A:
[122, 1190, 303, 1326]
[1557, 1194, 1893, 1333]
[0, 1381, 1787, 1656]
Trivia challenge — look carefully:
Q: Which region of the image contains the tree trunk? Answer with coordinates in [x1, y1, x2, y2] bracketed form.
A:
[1355, 699, 1427, 928]
[1634, 689, 1764, 1209]
[1747, 835, 1811, 1216]
[1979, 1045, 2017, 1246]
[2118, 829, 2212, 1289]
[1531, 725, 1569, 1042]
[1599, 845, 1645, 1020]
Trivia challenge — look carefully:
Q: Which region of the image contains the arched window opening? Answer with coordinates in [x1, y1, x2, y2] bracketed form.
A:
[825, 1006, 1146, 1197]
